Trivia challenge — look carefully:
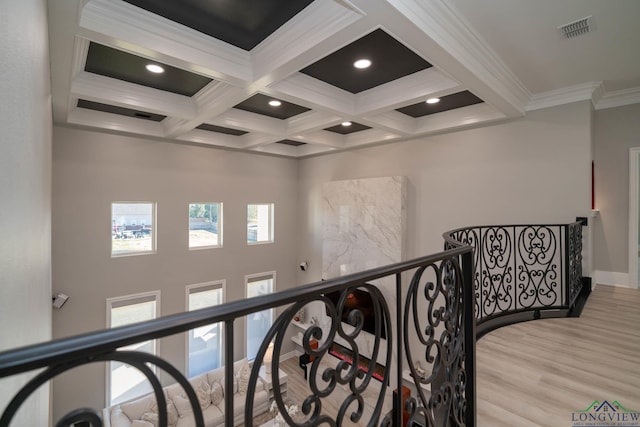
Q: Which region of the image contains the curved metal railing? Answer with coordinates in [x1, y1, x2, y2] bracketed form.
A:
[443, 221, 586, 338]
[0, 245, 477, 427]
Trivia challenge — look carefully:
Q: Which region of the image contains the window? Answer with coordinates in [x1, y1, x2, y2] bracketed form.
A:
[189, 203, 223, 249]
[245, 272, 275, 360]
[106, 291, 160, 406]
[186, 281, 224, 377]
[247, 203, 274, 244]
[112, 202, 155, 256]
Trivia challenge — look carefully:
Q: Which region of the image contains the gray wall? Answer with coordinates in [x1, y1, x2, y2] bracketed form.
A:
[593, 103, 640, 274]
[0, 0, 52, 425]
[51, 126, 299, 420]
[295, 102, 594, 284]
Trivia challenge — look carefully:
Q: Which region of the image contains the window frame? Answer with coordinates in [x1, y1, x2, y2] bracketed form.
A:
[247, 203, 275, 245]
[244, 271, 276, 361]
[185, 280, 226, 377]
[105, 290, 161, 406]
[111, 201, 157, 258]
[188, 202, 223, 250]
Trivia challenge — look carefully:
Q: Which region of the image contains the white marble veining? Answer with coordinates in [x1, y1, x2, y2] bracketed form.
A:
[317, 176, 407, 368]
[322, 176, 407, 280]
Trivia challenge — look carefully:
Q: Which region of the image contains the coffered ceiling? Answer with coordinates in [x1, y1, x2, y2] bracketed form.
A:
[48, 0, 640, 157]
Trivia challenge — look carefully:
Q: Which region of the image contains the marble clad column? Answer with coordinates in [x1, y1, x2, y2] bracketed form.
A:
[320, 176, 407, 363]
[322, 176, 407, 279]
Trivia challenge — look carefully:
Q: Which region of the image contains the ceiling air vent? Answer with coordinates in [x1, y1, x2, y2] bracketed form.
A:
[558, 16, 592, 39]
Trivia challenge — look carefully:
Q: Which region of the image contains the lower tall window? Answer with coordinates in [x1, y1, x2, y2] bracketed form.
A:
[245, 272, 275, 361]
[187, 281, 224, 377]
[106, 291, 160, 406]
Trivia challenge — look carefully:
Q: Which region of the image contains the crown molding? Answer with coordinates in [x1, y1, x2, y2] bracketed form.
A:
[526, 82, 602, 111]
[595, 86, 640, 110]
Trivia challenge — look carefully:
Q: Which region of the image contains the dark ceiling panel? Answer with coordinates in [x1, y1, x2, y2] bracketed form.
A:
[324, 122, 372, 134]
[123, 0, 314, 51]
[77, 99, 166, 121]
[301, 29, 432, 94]
[196, 124, 248, 136]
[234, 94, 311, 120]
[276, 139, 306, 147]
[396, 91, 484, 118]
[85, 42, 212, 97]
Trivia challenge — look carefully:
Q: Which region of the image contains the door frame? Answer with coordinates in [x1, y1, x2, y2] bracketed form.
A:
[628, 147, 640, 289]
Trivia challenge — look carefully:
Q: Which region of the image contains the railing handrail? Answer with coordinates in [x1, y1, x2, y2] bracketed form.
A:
[0, 245, 473, 380]
[443, 221, 583, 247]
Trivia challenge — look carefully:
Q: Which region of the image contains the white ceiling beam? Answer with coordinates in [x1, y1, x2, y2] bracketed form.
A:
[413, 103, 505, 135]
[378, 0, 529, 116]
[71, 71, 197, 119]
[68, 106, 166, 137]
[251, 0, 366, 87]
[360, 111, 417, 136]
[286, 111, 343, 135]
[355, 68, 462, 116]
[79, 0, 252, 85]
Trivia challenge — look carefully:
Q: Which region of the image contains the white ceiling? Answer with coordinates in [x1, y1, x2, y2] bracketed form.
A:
[48, 0, 640, 158]
[449, 0, 640, 94]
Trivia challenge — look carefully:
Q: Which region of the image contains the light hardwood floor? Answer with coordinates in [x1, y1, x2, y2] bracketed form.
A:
[476, 284, 640, 426]
[278, 285, 640, 426]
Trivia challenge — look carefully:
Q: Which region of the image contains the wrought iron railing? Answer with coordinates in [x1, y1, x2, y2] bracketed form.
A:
[443, 221, 587, 337]
[0, 245, 476, 427]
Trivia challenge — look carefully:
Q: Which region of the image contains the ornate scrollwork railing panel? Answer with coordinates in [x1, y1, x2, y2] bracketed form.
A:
[247, 283, 392, 427]
[402, 254, 471, 427]
[566, 222, 584, 306]
[444, 221, 585, 333]
[1, 246, 475, 427]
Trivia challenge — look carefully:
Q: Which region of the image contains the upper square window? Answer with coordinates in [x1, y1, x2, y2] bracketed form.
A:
[111, 202, 155, 257]
[189, 203, 223, 249]
[247, 203, 274, 244]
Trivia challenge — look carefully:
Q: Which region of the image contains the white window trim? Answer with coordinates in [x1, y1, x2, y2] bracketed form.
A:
[111, 201, 157, 258]
[185, 280, 226, 376]
[244, 271, 276, 360]
[105, 290, 161, 406]
[188, 202, 224, 250]
[247, 203, 275, 245]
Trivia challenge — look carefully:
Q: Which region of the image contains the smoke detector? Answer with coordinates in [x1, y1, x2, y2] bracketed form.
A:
[558, 16, 593, 39]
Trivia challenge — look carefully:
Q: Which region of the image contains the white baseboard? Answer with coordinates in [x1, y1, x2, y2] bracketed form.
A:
[594, 270, 634, 288]
[281, 350, 300, 361]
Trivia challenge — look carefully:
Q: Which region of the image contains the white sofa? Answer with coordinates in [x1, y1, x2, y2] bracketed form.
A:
[102, 358, 269, 427]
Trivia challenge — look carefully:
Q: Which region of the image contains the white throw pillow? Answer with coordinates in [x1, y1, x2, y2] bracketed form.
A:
[120, 395, 155, 421]
[140, 411, 158, 427]
[195, 380, 211, 410]
[172, 395, 193, 418]
[236, 359, 250, 395]
[210, 381, 223, 406]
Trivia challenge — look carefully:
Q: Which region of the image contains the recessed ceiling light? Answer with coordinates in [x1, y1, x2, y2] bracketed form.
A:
[341, 121, 352, 126]
[353, 59, 371, 69]
[426, 98, 440, 104]
[269, 100, 282, 107]
[145, 64, 165, 74]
